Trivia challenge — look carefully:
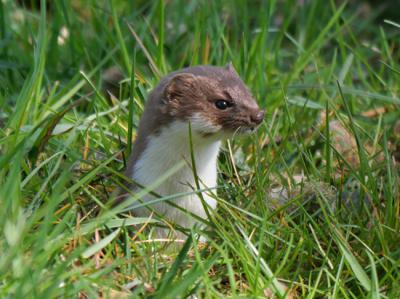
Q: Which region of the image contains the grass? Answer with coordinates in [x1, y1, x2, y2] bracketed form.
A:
[1, 0, 399, 297]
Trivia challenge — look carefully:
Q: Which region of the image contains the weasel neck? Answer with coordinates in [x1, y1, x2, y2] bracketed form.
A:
[132, 121, 221, 193]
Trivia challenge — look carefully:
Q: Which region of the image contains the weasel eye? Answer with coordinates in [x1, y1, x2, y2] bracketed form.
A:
[215, 100, 233, 110]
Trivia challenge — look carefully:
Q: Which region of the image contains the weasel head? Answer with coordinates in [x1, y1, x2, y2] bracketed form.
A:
[162, 64, 264, 138]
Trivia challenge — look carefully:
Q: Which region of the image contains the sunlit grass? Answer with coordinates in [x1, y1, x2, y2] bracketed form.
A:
[0, 0, 399, 297]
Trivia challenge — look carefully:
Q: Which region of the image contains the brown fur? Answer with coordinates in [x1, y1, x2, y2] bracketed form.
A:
[124, 64, 264, 182]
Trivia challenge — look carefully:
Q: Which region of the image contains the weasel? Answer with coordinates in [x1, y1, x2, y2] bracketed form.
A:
[122, 64, 264, 239]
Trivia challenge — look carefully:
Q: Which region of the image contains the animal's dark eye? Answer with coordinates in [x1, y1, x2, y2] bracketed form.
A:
[215, 100, 233, 110]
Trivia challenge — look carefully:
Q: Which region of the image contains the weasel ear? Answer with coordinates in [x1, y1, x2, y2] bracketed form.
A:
[164, 73, 196, 102]
[225, 62, 239, 76]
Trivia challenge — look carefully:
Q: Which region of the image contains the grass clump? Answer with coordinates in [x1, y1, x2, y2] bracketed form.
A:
[1, 0, 399, 297]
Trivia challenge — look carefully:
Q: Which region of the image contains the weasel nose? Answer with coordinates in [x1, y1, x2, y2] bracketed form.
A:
[251, 110, 265, 125]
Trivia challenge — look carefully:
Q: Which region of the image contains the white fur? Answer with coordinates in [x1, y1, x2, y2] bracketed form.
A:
[190, 112, 222, 134]
[131, 120, 221, 239]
